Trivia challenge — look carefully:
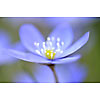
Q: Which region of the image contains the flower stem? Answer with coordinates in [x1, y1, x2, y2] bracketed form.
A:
[48, 64, 59, 83]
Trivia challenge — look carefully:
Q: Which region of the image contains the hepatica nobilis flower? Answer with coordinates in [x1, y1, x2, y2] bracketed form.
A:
[0, 30, 25, 65]
[8, 24, 89, 64]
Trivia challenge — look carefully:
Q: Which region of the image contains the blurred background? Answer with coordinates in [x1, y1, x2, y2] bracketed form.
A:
[0, 17, 100, 83]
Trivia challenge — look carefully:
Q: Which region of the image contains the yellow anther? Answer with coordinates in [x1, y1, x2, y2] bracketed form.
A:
[45, 50, 56, 59]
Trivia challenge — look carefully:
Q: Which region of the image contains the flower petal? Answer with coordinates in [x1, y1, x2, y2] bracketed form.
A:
[48, 23, 74, 50]
[11, 42, 26, 52]
[0, 48, 17, 65]
[67, 63, 87, 82]
[8, 49, 51, 64]
[55, 62, 87, 82]
[60, 32, 89, 57]
[33, 64, 55, 83]
[0, 31, 11, 48]
[52, 55, 81, 64]
[19, 24, 45, 54]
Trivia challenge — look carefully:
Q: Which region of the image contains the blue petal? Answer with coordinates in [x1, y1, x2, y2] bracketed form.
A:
[0, 32, 17, 65]
[33, 64, 55, 83]
[52, 55, 81, 64]
[0, 48, 17, 65]
[68, 63, 87, 82]
[12, 72, 35, 83]
[0, 42, 27, 65]
[19, 24, 45, 54]
[48, 23, 74, 50]
[11, 42, 26, 51]
[0, 31, 26, 65]
[60, 32, 89, 57]
[0, 31, 11, 48]
[55, 62, 87, 83]
[8, 49, 51, 64]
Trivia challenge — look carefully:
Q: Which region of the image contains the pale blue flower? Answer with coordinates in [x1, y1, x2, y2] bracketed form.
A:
[12, 63, 87, 83]
[8, 24, 89, 64]
[0, 30, 25, 65]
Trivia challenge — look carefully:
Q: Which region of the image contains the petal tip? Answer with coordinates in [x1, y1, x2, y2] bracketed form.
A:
[86, 31, 90, 39]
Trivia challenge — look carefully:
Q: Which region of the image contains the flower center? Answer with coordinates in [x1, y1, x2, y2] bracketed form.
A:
[45, 49, 56, 59]
[34, 37, 64, 59]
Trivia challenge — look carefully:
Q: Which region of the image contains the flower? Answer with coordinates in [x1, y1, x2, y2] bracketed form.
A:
[0, 30, 25, 65]
[12, 62, 87, 83]
[8, 24, 89, 64]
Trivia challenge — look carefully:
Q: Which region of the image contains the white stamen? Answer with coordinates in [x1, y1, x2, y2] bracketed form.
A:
[56, 49, 60, 52]
[41, 49, 44, 53]
[57, 37, 60, 42]
[37, 43, 39, 46]
[35, 50, 41, 55]
[43, 42, 46, 49]
[60, 51, 63, 53]
[34, 42, 37, 46]
[35, 37, 63, 58]
[46, 41, 50, 49]
[34, 42, 39, 47]
[57, 42, 60, 47]
[43, 42, 45, 45]
[47, 37, 50, 41]
[61, 41, 64, 46]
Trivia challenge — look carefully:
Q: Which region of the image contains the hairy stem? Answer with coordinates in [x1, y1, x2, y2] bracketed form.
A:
[48, 64, 59, 83]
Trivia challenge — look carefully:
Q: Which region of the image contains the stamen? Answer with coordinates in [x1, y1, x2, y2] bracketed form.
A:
[43, 42, 46, 49]
[56, 49, 60, 52]
[34, 42, 39, 47]
[35, 50, 41, 55]
[57, 42, 60, 47]
[60, 51, 63, 53]
[41, 49, 44, 54]
[36, 43, 39, 47]
[43, 42, 45, 45]
[61, 41, 64, 46]
[47, 37, 50, 41]
[45, 49, 56, 59]
[34, 42, 36, 46]
[34, 37, 63, 59]
[46, 41, 50, 49]
[57, 37, 60, 42]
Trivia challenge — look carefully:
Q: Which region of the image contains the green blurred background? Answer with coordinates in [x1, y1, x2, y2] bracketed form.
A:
[0, 17, 100, 82]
